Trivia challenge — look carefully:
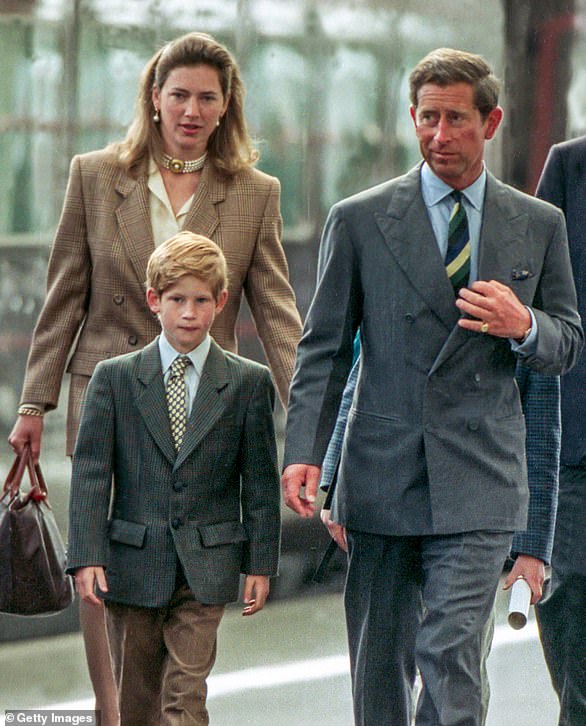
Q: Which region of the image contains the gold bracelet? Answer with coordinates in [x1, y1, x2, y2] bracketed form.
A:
[17, 406, 44, 417]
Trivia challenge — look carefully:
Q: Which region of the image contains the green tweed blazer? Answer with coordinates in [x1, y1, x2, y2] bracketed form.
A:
[66, 338, 281, 607]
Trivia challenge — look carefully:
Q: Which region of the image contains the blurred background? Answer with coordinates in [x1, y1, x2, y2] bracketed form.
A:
[0, 0, 582, 721]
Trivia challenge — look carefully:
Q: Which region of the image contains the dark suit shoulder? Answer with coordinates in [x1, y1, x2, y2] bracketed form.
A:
[549, 135, 586, 157]
[221, 349, 271, 381]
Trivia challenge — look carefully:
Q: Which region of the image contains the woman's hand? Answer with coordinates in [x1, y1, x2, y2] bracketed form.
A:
[8, 415, 44, 463]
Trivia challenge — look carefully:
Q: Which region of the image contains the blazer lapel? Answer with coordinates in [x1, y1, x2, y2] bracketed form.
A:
[136, 339, 177, 466]
[175, 341, 230, 468]
[374, 166, 460, 332]
[182, 163, 224, 239]
[115, 168, 155, 288]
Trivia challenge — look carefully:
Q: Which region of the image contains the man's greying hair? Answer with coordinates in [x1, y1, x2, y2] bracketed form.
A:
[409, 48, 501, 119]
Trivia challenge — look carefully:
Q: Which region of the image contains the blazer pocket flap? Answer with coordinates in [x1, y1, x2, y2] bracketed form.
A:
[198, 521, 248, 548]
[109, 519, 147, 548]
[67, 350, 110, 376]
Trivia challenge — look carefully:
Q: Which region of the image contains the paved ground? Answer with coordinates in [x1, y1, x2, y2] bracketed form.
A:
[0, 587, 559, 725]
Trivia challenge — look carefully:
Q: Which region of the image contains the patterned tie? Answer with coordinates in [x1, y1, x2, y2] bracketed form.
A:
[445, 190, 471, 293]
[166, 355, 192, 451]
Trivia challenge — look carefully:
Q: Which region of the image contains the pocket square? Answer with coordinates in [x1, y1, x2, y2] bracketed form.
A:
[511, 268, 534, 281]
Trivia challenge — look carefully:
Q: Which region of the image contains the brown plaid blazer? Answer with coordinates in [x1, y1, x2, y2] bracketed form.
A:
[20, 148, 302, 453]
[66, 338, 281, 607]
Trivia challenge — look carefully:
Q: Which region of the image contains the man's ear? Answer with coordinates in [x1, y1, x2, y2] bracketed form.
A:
[410, 105, 418, 127]
[484, 106, 503, 140]
[146, 287, 161, 314]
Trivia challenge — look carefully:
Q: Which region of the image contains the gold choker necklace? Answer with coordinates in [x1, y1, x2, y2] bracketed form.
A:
[161, 153, 207, 174]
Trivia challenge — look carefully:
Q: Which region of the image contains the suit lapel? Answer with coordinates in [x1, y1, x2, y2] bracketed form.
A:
[135, 339, 177, 466]
[115, 168, 155, 288]
[430, 172, 528, 374]
[175, 341, 230, 468]
[374, 166, 460, 332]
[477, 173, 530, 283]
[182, 163, 224, 239]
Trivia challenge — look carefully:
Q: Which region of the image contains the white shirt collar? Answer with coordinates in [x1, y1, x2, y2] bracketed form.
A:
[148, 158, 193, 218]
[158, 332, 211, 378]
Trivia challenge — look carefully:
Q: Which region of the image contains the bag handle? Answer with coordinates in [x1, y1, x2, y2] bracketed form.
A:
[26, 458, 49, 505]
[2, 446, 29, 500]
[2, 445, 48, 505]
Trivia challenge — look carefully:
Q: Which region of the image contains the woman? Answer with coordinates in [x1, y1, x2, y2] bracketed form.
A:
[9, 32, 301, 725]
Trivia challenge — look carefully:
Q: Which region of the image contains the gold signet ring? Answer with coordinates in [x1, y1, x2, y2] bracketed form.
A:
[480, 322, 489, 334]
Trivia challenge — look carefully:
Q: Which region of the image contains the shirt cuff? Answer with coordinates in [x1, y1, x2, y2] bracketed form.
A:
[510, 307, 537, 353]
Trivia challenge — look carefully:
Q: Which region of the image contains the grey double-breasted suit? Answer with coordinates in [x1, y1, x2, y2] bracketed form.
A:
[284, 165, 582, 537]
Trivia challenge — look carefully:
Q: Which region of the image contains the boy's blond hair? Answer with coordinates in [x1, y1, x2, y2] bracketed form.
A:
[146, 231, 228, 300]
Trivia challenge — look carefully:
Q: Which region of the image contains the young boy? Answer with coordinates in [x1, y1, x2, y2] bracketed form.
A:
[66, 231, 281, 725]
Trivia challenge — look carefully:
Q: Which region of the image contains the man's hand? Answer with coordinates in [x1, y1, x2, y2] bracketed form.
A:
[321, 508, 348, 552]
[242, 575, 270, 616]
[503, 554, 545, 605]
[282, 464, 321, 517]
[74, 566, 108, 606]
[456, 280, 532, 340]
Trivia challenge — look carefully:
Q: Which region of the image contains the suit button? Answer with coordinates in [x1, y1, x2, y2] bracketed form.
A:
[424, 423, 434, 433]
[473, 373, 481, 383]
[468, 420, 480, 431]
[128, 335, 138, 346]
[405, 314, 415, 324]
[113, 295, 125, 305]
[171, 517, 183, 529]
[173, 481, 183, 492]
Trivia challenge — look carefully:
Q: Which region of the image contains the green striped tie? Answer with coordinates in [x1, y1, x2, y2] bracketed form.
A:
[445, 190, 471, 293]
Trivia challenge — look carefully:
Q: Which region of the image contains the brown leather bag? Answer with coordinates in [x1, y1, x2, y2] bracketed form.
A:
[0, 446, 74, 615]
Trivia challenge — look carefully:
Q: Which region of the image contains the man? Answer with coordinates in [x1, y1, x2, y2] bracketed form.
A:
[319, 355, 560, 725]
[535, 137, 586, 725]
[282, 48, 582, 726]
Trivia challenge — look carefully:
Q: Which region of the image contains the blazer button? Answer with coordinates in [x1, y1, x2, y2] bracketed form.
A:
[113, 295, 125, 305]
[468, 420, 480, 431]
[405, 314, 415, 324]
[171, 517, 183, 529]
[173, 481, 183, 492]
[128, 335, 138, 346]
[473, 373, 481, 384]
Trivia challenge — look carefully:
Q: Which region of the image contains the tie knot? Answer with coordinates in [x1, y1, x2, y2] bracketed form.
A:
[170, 355, 191, 377]
[450, 190, 462, 204]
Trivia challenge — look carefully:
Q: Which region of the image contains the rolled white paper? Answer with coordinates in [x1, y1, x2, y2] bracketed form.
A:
[508, 578, 532, 630]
